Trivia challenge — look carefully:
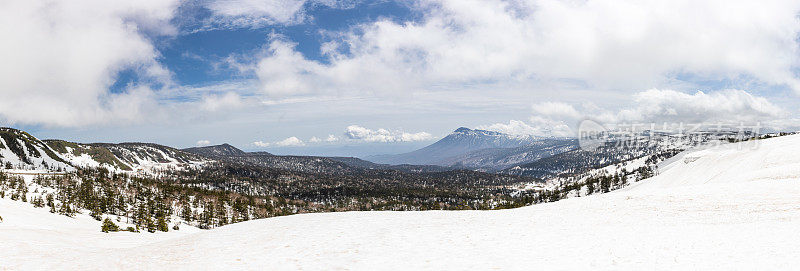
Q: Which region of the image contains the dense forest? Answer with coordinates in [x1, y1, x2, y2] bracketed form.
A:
[0, 154, 666, 233]
[0, 166, 539, 232]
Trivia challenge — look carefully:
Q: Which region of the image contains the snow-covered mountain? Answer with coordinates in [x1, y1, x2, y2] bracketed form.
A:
[366, 127, 574, 169]
[500, 131, 730, 179]
[0, 127, 208, 173]
[3, 133, 800, 269]
[437, 138, 578, 171]
[0, 128, 73, 171]
[83, 142, 208, 172]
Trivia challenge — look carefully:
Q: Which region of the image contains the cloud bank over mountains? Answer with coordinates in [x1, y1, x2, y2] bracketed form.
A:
[252, 125, 431, 149]
[344, 125, 432, 143]
[480, 88, 789, 137]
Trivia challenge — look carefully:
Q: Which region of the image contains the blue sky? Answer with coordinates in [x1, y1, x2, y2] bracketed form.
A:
[162, 1, 417, 84]
[2, 0, 800, 157]
[113, 1, 416, 92]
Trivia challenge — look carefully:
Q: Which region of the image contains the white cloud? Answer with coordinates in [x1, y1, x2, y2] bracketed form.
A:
[547, 89, 787, 126]
[528, 116, 574, 137]
[478, 120, 542, 137]
[344, 125, 432, 143]
[503, 88, 788, 137]
[0, 0, 180, 127]
[246, 0, 800, 99]
[253, 141, 270, 147]
[196, 140, 212, 146]
[206, 0, 306, 25]
[345, 125, 393, 142]
[616, 89, 787, 123]
[532, 102, 581, 119]
[325, 134, 339, 142]
[308, 134, 339, 143]
[400, 132, 434, 142]
[478, 119, 573, 137]
[201, 92, 244, 111]
[202, 0, 361, 29]
[255, 40, 326, 96]
[274, 136, 305, 147]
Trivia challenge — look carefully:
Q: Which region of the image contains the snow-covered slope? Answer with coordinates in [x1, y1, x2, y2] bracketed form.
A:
[437, 138, 578, 171]
[90, 142, 209, 173]
[0, 128, 73, 172]
[45, 139, 209, 173]
[2, 135, 800, 270]
[626, 135, 799, 192]
[0, 198, 201, 270]
[0, 127, 209, 174]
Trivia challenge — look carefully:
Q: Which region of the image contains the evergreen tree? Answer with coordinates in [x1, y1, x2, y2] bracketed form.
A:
[144, 216, 156, 233]
[101, 217, 119, 233]
[46, 193, 54, 208]
[216, 202, 228, 227]
[600, 177, 610, 193]
[181, 204, 193, 222]
[32, 195, 45, 208]
[59, 202, 75, 217]
[201, 203, 214, 229]
[156, 215, 169, 232]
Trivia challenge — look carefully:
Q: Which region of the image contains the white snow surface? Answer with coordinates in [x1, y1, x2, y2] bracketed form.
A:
[0, 136, 73, 172]
[3, 135, 800, 270]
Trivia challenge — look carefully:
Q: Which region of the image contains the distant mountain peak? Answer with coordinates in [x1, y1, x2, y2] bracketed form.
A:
[183, 143, 248, 157]
[451, 127, 504, 137]
[367, 126, 544, 166]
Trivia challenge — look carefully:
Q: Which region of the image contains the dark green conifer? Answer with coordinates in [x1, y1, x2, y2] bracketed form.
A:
[101, 217, 119, 233]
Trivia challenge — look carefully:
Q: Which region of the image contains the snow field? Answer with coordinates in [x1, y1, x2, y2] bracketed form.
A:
[2, 135, 800, 270]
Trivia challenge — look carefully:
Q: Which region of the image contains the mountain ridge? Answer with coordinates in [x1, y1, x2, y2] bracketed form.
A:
[183, 143, 252, 157]
[0, 127, 461, 175]
[366, 127, 574, 170]
[0, 127, 208, 173]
